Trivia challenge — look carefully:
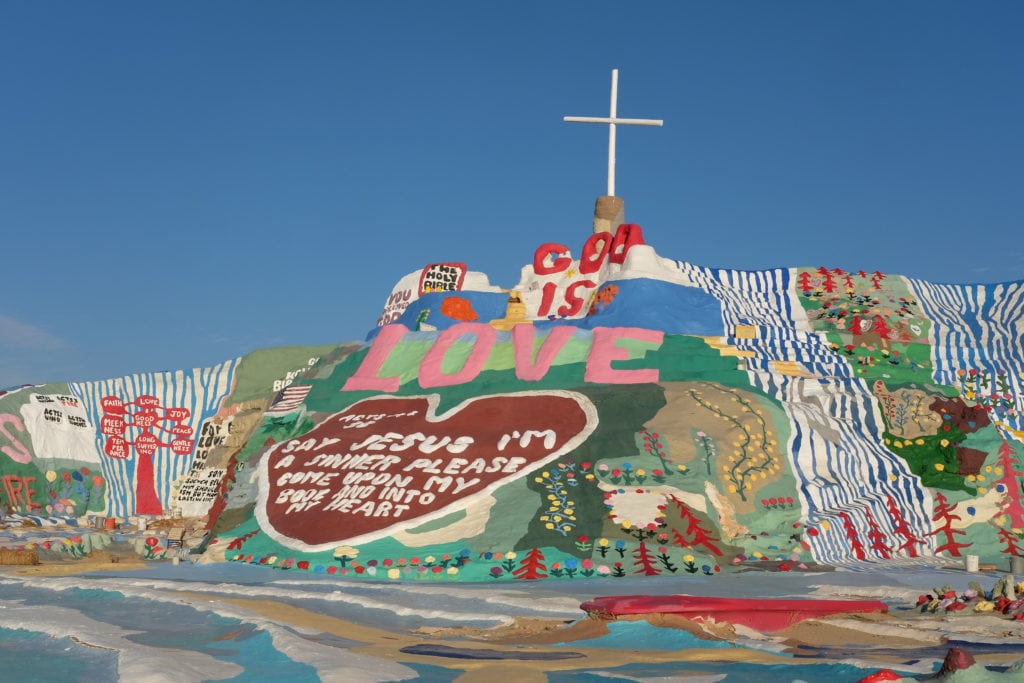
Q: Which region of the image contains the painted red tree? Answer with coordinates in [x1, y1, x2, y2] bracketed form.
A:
[513, 547, 548, 580]
[100, 395, 193, 515]
[929, 492, 972, 557]
[633, 541, 661, 576]
[798, 271, 814, 293]
[839, 512, 867, 560]
[864, 509, 892, 558]
[994, 524, 1024, 557]
[994, 440, 1024, 531]
[818, 266, 837, 293]
[871, 315, 892, 340]
[886, 495, 925, 557]
[667, 495, 723, 556]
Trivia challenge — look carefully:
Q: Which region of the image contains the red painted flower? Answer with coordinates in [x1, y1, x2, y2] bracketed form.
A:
[61, 472, 72, 483]
[144, 536, 160, 547]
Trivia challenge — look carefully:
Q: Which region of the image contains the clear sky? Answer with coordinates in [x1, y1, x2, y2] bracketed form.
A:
[1, 2, 1022, 388]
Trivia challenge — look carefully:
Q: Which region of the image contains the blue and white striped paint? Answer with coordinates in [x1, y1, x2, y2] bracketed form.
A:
[69, 359, 239, 518]
[676, 261, 933, 563]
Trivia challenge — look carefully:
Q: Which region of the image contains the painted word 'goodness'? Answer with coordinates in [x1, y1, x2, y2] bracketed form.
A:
[342, 323, 664, 392]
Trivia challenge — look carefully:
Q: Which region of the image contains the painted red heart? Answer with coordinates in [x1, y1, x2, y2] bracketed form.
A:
[257, 391, 597, 551]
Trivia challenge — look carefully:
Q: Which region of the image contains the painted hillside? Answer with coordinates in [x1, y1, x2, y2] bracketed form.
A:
[3, 221, 1024, 582]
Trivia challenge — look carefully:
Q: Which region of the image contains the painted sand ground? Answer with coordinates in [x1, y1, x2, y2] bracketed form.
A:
[4, 554, 1024, 682]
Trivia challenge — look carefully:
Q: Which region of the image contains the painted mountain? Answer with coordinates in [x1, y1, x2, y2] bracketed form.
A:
[3, 222, 1024, 581]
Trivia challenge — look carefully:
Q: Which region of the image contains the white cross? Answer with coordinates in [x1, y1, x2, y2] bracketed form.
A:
[564, 69, 663, 197]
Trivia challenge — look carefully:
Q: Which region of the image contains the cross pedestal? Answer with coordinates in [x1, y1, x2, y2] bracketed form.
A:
[593, 195, 625, 235]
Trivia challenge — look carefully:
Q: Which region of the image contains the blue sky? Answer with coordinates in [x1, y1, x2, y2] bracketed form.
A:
[1, 2, 1022, 388]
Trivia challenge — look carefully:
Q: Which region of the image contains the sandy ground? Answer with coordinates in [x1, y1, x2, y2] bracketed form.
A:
[5, 553, 1024, 681]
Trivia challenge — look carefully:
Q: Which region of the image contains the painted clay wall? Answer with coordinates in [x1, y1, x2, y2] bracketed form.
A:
[2, 224, 1022, 581]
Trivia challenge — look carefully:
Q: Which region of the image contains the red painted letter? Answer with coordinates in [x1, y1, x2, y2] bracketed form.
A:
[533, 243, 572, 275]
[609, 223, 645, 264]
[579, 233, 612, 274]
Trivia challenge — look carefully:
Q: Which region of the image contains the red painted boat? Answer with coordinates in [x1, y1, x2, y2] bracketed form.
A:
[580, 594, 888, 632]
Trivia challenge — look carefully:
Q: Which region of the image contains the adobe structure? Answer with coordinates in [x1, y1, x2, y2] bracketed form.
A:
[2, 206, 1022, 582]
[2, 72, 1023, 581]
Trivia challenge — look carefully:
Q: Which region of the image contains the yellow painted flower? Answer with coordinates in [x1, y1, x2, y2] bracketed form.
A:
[388, 568, 401, 580]
[45, 470, 57, 483]
[934, 463, 945, 471]
[683, 554, 695, 563]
